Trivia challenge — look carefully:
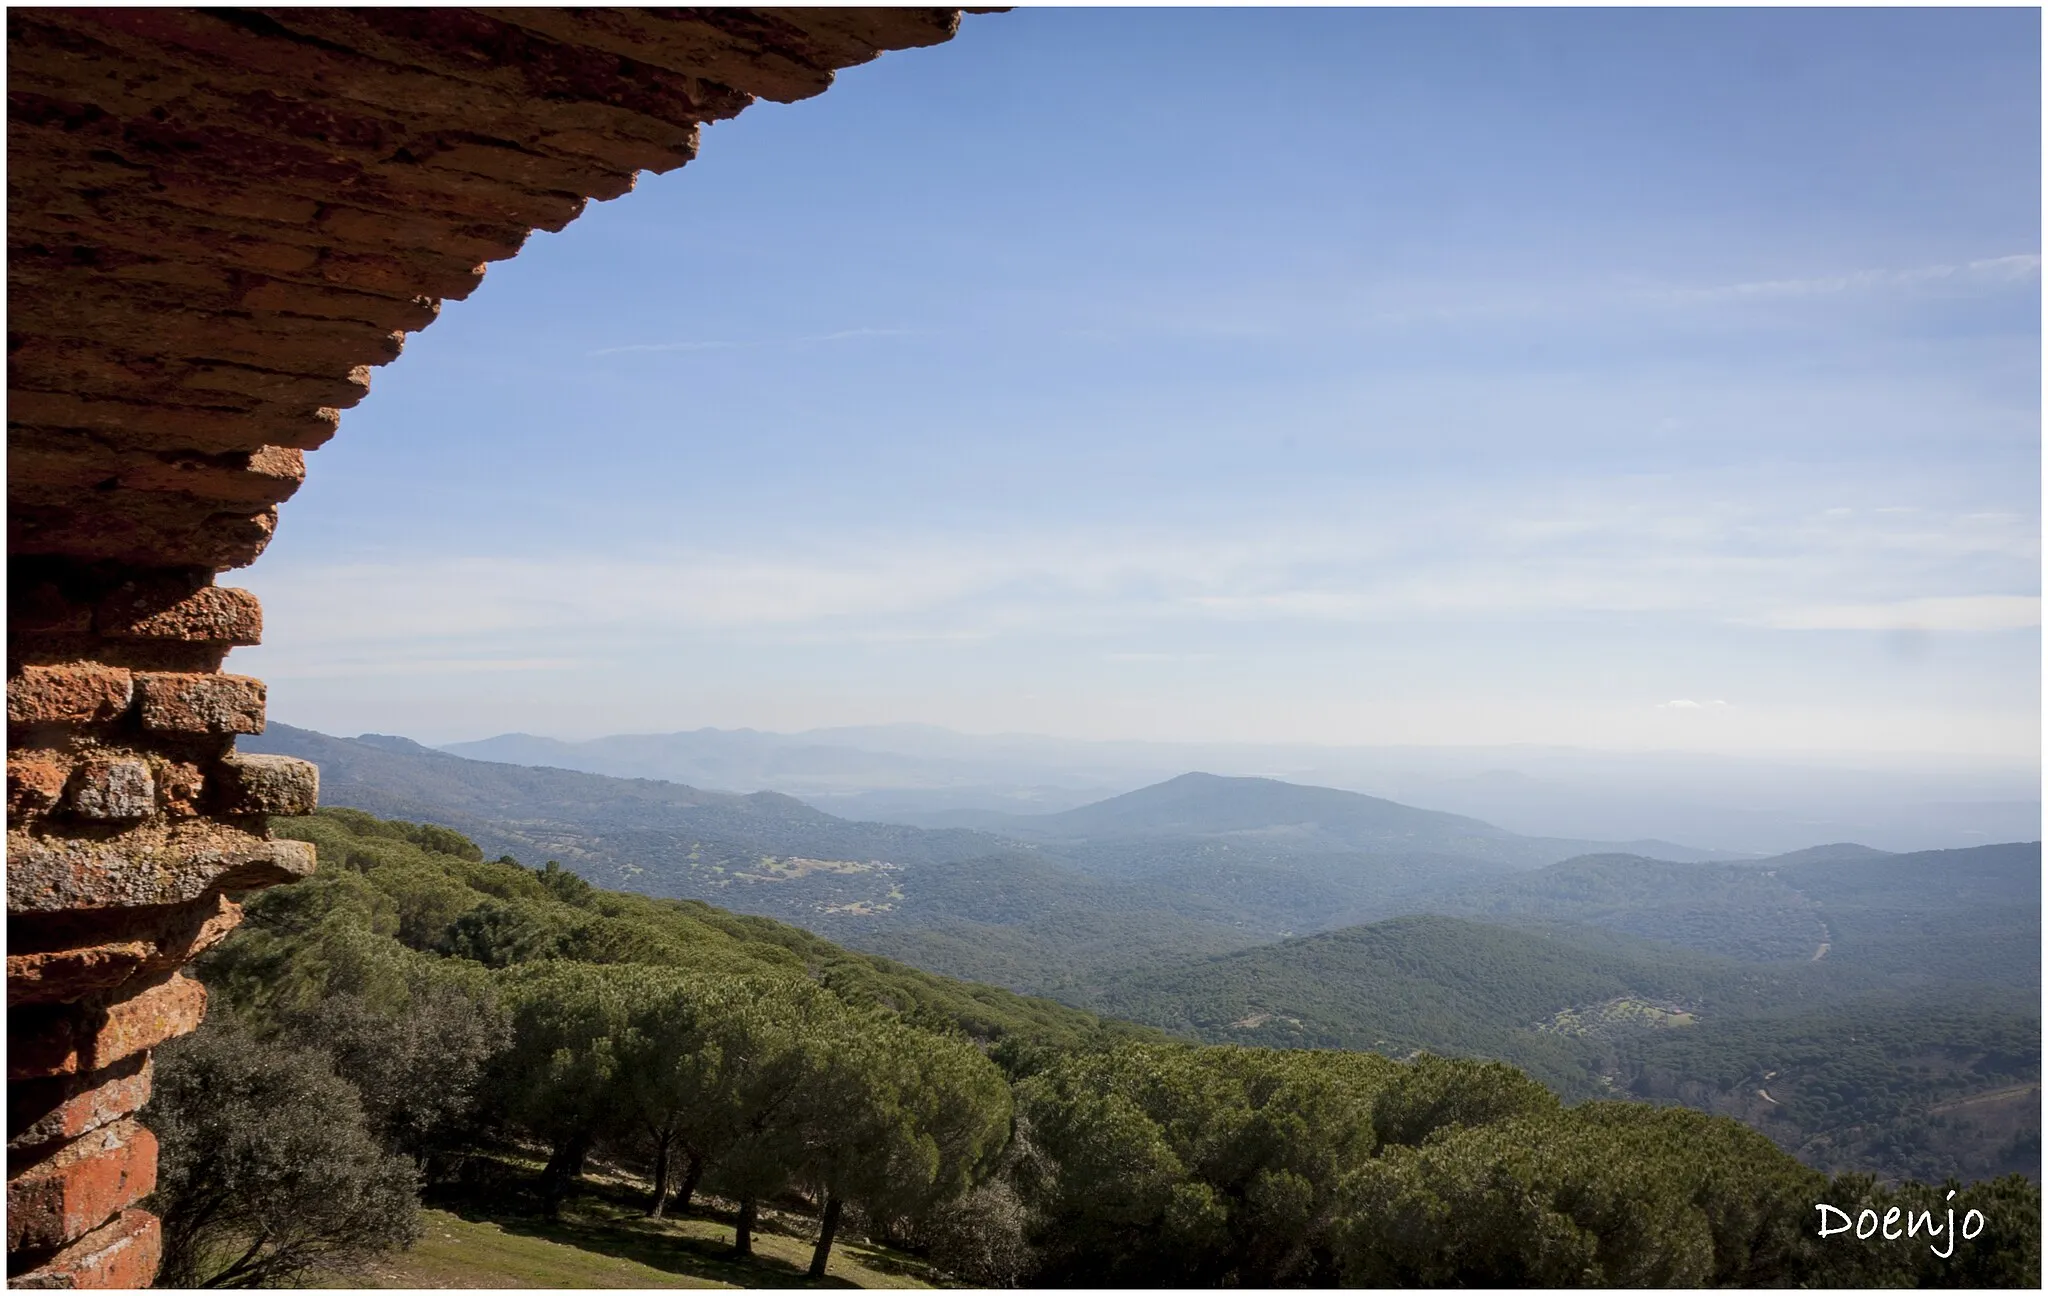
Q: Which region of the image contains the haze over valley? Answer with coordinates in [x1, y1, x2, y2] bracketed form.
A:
[440, 724, 2039, 857]
[250, 722, 2042, 1189]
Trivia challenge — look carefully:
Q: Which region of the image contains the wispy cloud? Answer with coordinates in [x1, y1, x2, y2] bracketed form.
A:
[588, 327, 913, 357]
[1037, 250, 2044, 344]
[239, 477, 2040, 681]
[1669, 254, 2041, 305]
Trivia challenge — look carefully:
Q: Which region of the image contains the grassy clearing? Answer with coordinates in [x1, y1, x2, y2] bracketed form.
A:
[328, 1166, 945, 1289]
[1541, 996, 1697, 1038]
[337, 1208, 724, 1289]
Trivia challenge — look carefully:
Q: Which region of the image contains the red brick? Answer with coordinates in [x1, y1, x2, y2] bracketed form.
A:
[115, 447, 306, 508]
[6, 666, 133, 726]
[96, 584, 262, 645]
[9, 1208, 161, 1289]
[7, 895, 244, 1008]
[8, 1058, 153, 1153]
[5, 945, 151, 1008]
[9, 976, 208, 1080]
[134, 673, 265, 734]
[9, 759, 72, 817]
[6, 1118, 158, 1252]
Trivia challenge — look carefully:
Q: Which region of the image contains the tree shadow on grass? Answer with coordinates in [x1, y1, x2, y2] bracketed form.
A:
[426, 1178, 859, 1289]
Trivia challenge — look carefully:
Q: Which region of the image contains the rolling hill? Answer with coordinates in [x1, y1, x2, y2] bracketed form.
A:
[244, 726, 1275, 981]
[910, 771, 1736, 866]
[1081, 905, 2041, 1182]
[245, 727, 1713, 971]
[1085, 912, 1756, 1083]
[245, 724, 1011, 869]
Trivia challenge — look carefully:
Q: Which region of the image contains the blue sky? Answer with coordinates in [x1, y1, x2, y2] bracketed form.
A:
[237, 6, 2041, 759]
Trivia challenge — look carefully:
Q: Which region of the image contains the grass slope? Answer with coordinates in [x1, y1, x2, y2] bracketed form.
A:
[340, 1198, 940, 1290]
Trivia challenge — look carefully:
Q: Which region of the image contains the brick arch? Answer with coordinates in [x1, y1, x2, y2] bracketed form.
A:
[5, 10, 977, 1284]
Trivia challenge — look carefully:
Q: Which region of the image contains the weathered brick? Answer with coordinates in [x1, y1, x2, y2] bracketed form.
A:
[96, 584, 262, 645]
[6, 1120, 157, 1253]
[9, 759, 72, 817]
[152, 760, 206, 817]
[7, 894, 244, 1007]
[65, 761, 156, 822]
[6, 665, 133, 726]
[8, 976, 207, 1081]
[112, 447, 307, 508]
[155, 891, 245, 966]
[6, 824, 315, 913]
[5, 945, 151, 1008]
[8, 1057, 153, 1153]
[134, 672, 265, 734]
[213, 753, 319, 815]
[9, 1208, 161, 1289]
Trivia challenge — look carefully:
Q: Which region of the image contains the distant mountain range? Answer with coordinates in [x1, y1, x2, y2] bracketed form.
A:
[438, 724, 2041, 854]
[440, 726, 1117, 815]
[245, 724, 1728, 981]
[243, 724, 1009, 870]
[255, 724, 1735, 886]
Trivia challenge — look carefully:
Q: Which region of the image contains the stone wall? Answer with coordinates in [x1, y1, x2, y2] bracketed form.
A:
[6, 9, 971, 1285]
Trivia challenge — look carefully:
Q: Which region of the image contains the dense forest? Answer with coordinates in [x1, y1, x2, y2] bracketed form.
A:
[143, 809, 2039, 1287]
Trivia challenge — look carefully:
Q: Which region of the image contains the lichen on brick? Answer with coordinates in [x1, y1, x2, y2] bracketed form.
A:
[213, 753, 318, 816]
[66, 761, 156, 822]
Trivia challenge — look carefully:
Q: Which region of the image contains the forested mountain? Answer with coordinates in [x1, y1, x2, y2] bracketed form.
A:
[1751, 842, 1897, 866]
[1088, 914, 1753, 1090]
[248, 726, 1729, 967]
[1424, 854, 1835, 961]
[1775, 843, 2042, 987]
[229, 729, 1576, 981]
[147, 809, 2041, 1287]
[1083, 907, 2040, 1184]
[248, 723, 1016, 867]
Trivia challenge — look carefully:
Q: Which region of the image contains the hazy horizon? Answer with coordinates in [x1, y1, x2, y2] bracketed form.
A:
[342, 716, 2043, 776]
[232, 8, 2040, 762]
[266, 716, 2040, 857]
